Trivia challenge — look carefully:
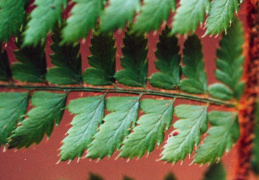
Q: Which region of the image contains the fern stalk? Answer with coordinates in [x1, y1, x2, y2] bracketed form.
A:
[235, 0, 259, 179]
[0, 83, 235, 107]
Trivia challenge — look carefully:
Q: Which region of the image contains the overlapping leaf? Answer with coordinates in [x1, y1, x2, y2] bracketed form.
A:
[46, 23, 82, 85]
[171, 0, 210, 34]
[161, 105, 208, 163]
[0, 49, 12, 82]
[208, 19, 244, 100]
[12, 35, 47, 83]
[115, 29, 148, 87]
[23, 0, 67, 46]
[149, 27, 181, 89]
[0, 92, 28, 146]
[62, 0, 104, 43]
[120, 99, 174, 158]
[83, 32, 116, 86]
[194, 111, 239, 164]
[60, 95, 105, 161]
[133, 0, 175, 33]
[87, 96, 140, 159]
[206, 0, 239, 35]
[8, 92, 67, 149]
[100, 0, 140, 32]
[203, 162, 226, 180]
[179, 35, 207, 94]
[0, 0, 28, 42]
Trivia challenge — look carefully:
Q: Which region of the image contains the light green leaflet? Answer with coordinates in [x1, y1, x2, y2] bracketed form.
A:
[62, 0, 104, 43]
[8, 92, 67, 149]
[60, 95, 105, 161]
[46, 23, 82, 85]
[120, 99, 174, 158]
[133, 0, 175, 33]
[23, 0, 67, 46]
[206, 0, 239, 35]
[203, 162, 226, 180]
[208, 19, 244, 100]
[100, 0, 140, 32]
[0, 0, 27, 42]
[114, 29, 148, 87]
[179, 35, 207, 94]
[171, 0, 210, 34]
[0, 93, 28, 146]
[149, 27, 181, 90]
[83, 32, 116, 86]
[194, 111, 240, 164]
[161, 105, 208, 163]
[87, 96, 140, 159]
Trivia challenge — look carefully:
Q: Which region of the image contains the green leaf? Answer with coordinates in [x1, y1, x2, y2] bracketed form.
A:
[60, 95, 105, 161]
[12, 35, 47, 83]
[87, 96, 140, 159]
[0, 93, 28, 146]
[133, 0, 176, 33]
[213, 19, 244, 100]
[205, 0, 239, 35]
[208, 83, 233, 100]
[46, 23, 82, 85]
[114, 28, 148, 87]
[179, 35, 207, 94]
[171, 0, 210, 34]
[8, 92, 67, 149]
[149, 27, 181, 89]
[120, 99, 174, 158]
[161, 105, 208, 163]
[194, 111, 239, 164]
[83, 32, 116, 86]
[0, 50, 12, 82]
[0, 0, 27, 42]
[100, 0, 140, 32]
[203, 162, 226, 180]
[23, 0, 67, 46]
[62, 0, 104, 43]
[123, 176, 135, 180]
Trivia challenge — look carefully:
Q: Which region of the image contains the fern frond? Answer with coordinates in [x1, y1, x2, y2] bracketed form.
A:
[161, 105, 208, 163]
[171, 0, 210, 34]
[0, 92, 28, 146]
[203, 162, 226, 180]
[23, 0, 67, 46]
[87, 96, 140, 159]
[133, 0, 175, 33]
[208, 19, 244, 100]
[194, 111, 239, 164]
[179, 35, 207, 94]
[205, 0, 239, 35]
[46, 23, 82, 85]
[83, 31, 116, 86]
[62, 0, 104, 43]
[12, 34, 47, 83]
[0, 0, 28, 42]
[114, 28, 148, 87]
[120, 99, 174, 159]
[149, 27, 181, 89]
[60, 95, 105, 161]
[100, 0, 140, 32]
[8, 92, 67, 149]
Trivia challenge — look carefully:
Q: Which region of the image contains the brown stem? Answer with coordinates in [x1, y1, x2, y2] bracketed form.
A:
[235, 0, 259, 179]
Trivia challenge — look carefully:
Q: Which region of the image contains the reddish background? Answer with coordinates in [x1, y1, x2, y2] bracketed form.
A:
[0, 3, 251, 180]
